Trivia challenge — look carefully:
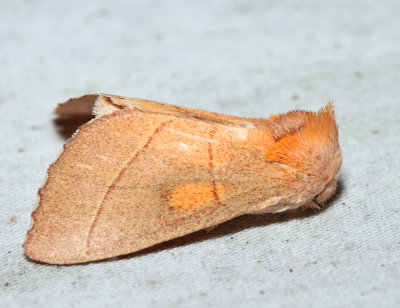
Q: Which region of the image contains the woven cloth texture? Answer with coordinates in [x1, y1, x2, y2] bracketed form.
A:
[1, 1, 399, 307]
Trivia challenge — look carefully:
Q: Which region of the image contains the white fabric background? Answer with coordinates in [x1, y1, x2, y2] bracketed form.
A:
[1, 0, 399, 307]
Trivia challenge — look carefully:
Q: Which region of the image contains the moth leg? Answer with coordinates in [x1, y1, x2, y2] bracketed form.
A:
[251, 208, 274, 215]
[301, 200, 322, 212]
[204, 225, 217, 233]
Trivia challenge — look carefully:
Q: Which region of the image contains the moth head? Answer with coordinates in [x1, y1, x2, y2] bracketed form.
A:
[306, 103, 342, 205]
[312, 151, 342, 205]
[266, 102, 343, 205]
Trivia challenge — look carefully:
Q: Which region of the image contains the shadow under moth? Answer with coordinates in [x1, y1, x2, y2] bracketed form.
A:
[23, 94, 342, 264]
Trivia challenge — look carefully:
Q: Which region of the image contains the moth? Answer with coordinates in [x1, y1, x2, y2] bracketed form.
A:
[23, 94, 342, 264]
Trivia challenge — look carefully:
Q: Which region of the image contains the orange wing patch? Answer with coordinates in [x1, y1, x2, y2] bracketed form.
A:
[168, 183, 227, 213]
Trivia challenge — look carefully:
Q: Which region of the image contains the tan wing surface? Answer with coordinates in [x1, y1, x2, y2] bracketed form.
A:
[24, 104, 279, 264]
[55, 93, 270, 125]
